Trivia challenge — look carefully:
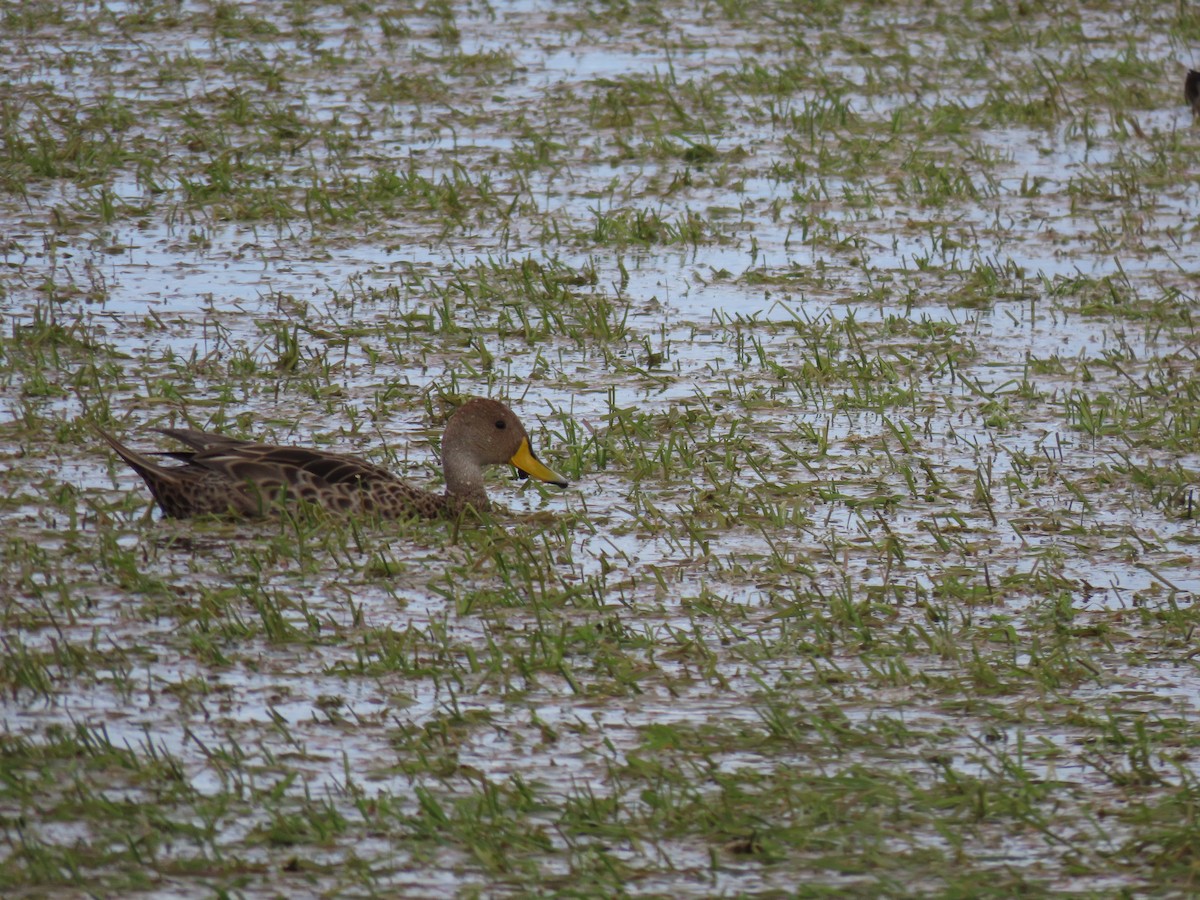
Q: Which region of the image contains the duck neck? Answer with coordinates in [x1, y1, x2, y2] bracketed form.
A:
[443, 454, 490, 511]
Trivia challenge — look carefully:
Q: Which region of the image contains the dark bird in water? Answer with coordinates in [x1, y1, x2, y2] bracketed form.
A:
[1186, 69, 1200, 118]
[99, 397, 568, 519]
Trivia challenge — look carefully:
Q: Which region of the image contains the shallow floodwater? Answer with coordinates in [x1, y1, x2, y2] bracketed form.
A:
[2, 0, 1199, 896]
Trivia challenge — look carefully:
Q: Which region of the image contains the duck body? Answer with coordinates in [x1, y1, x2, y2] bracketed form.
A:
[99, 398, 568, 519]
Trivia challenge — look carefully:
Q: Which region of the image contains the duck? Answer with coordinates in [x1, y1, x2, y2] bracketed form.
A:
[98, 397, 568, 519]
[1188, 69, 1200, 118]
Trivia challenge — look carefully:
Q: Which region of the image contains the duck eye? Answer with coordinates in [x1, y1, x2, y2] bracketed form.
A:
[495, 420, 506, 429]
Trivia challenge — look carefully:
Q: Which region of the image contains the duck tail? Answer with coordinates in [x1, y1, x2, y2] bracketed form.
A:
[95, 427, 174, 484]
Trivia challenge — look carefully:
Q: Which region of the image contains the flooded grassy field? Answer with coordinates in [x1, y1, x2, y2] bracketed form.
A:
[3, 0, 1200, 895]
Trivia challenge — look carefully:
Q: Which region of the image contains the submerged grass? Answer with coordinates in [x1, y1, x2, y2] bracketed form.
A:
[1, 0, 1199, 896]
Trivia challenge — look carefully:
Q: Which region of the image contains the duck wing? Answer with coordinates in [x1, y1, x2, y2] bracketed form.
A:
[156, 428, 439, 517]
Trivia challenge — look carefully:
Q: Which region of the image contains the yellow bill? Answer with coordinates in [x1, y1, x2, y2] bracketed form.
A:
[510, 437, 569, 487]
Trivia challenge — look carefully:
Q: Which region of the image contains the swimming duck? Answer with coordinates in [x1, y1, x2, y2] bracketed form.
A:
[99, 397, 568, 519]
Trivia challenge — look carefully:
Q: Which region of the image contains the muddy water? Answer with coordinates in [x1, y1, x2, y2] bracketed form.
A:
[2, 0, 1199, 895]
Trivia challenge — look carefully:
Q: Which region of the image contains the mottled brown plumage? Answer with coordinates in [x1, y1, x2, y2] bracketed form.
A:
[99, 397, 568, 519]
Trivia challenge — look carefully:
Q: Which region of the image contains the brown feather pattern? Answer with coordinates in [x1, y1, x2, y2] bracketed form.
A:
[99, 398, 568, 520]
